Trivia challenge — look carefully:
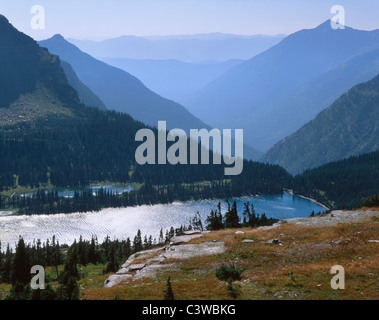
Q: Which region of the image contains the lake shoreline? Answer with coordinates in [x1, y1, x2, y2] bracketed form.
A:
[0, 193, 325, 249]
[296, 195, 329, 211]
[284, 190, 329, 211]
[7, 192, 323, 217]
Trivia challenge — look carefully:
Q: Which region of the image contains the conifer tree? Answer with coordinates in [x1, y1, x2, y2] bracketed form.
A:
[164, 276, 175, 300]
[12, 237, 30, 286]
[57, 242, 80, 300]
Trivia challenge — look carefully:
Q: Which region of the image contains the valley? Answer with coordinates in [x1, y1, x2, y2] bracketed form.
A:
[0, 2, 378, 303]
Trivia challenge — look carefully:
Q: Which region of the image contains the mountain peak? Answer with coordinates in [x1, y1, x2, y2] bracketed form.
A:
[0, 15, 80, 109]
[314, 19, 351, 32]
[51, 34, 66, 41]
[316, 19, 332, 29]
[0, 14, 9, 24]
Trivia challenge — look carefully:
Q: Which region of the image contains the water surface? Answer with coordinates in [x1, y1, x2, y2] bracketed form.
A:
[0, 193, 325, 249]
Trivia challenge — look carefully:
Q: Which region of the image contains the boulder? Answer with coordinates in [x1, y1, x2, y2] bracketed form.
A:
[183, 230, 202, 235]
[104, 274, 132, 288]
[266, 239, 283, 245]
[170, 233, 203, 245]
[127, 264, 146, 272]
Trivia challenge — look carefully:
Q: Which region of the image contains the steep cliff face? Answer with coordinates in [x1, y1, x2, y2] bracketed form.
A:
[0, 15, 80, 110]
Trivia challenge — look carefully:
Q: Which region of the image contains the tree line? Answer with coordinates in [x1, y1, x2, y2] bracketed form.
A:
[0, 106, 292, 191]
[205, 200, 278, 230]
[0, 176, 288, 215]
[0, 223, 195, 300]
[0, 200, 278, 300]
[293, 151, 379, 209]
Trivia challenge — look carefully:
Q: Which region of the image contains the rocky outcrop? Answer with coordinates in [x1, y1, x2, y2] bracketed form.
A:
[253, 210, 378, 231]
[104, 230, 225, 288]
[266, 239, 283, 245]
[286, 210, 378, 227]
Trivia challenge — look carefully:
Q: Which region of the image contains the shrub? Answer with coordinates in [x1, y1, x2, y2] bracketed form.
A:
[216, 264, 244, 282]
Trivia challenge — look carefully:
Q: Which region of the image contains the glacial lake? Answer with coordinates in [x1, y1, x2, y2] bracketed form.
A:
[20, 184, 134, 198]
[0, 193, 326, 249]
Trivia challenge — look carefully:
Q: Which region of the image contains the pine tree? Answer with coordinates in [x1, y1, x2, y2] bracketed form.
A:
[104, 246, 117, 273]
[51, 236, 60, 279]
[57, 243, 80, 300]
[77, 235, 87, 266]
[224, 201, 240, 228]
[12, 237, 30, 286]
[88, 236, 98, 264]
[1, 244, 12, 283]
[159, 229, 164, 244]
[164, 277, 175, 300]
[133, 229, 143, 253]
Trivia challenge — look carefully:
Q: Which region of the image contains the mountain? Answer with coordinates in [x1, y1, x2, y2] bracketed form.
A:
[39, 36, 262, 160]
[0, 16, 79, 111]
[293, 151, 379, 209]
[39, 35, 212, 134]
[1, 14, 274, 192]
[185, 21, 379, 151]
[60, 61, 107, 110]
[68, 34, 285, 62]
[142, 33, 286, 41]
[102, 58, 243, 104]
[240, 48, 379, 149]
[261, 74, 379, 175]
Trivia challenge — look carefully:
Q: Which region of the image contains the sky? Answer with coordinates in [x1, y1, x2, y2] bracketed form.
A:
[1, 0, 379, 40]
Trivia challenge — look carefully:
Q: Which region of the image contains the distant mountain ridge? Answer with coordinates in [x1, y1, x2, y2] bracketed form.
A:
[242, 48, 379, 149]
[39, 35, 263, 160]
[103, 58, 243, 104]
[261, 74, 379, 174]
[140, 33, 286, 41]
[68, 34, 285, 62]
[60, 61, 107, 110]
[0, 15, 289, 195]
[39, 35, 210, 133]
[185, 20, 379, 151]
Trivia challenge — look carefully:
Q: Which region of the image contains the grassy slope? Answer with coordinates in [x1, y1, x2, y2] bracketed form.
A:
[81, 211, 379, 300]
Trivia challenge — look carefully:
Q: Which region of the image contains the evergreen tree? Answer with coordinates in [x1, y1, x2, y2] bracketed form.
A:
[133, 230, 143, 253]
[11, 238, 30, 286]
[159, 229, 164, 244]
[88, 236, 98, 264]
[1, 244, 12, 283]
[164, 277, 175, 301]
[104, 246, 117, 274]
[224, 201, 240, 228]
[57, 243, 80, 300]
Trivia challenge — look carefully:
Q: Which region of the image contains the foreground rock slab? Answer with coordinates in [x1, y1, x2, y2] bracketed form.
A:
[286, 210, 379, 227]
[104, 231, 225, 288]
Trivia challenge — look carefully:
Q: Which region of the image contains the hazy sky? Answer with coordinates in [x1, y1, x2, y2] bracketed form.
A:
[1, 0, 379, 40]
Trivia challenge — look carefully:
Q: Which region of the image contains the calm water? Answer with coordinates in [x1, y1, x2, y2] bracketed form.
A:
[0, 193, 325, 249]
